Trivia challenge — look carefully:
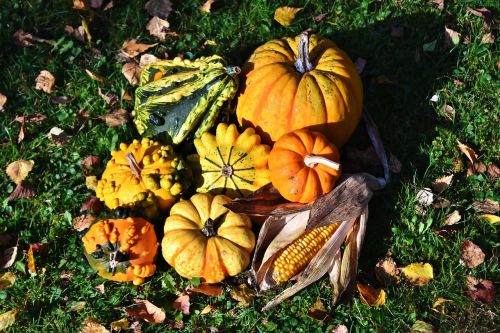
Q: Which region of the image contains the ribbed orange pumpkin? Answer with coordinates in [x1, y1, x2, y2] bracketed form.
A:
[269, 129, 341, 203]
[236, 33, 363, 146]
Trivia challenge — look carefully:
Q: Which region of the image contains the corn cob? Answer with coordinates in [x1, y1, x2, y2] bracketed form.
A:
[272, 223, 340, 283]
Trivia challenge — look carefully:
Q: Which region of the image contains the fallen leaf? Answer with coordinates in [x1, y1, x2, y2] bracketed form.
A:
[30, 242, 49, 254]
[89, 0, 103, 8]
[65, 25, 86, 42]
[110, 318, 129, 330]
[35, 70, 55, 94]
[452, 79, 464, 86]
[80, 195, 102, 213]
[313, 13, 327, 22]
[431, 175, 453, 193]
[173, 293, 190, 315]
[331, 325, 349, 333]
[430, 94, 439, 103]
[14, 114, 46, 123]
[443, 210, 461, 226]
[0, 310, 18, 331]
[457, 141, 478, 164]
[391, 25, 404, 37]
[0, 245, 18, 270]
[125, 299, 166, 324]
[97, 88, 118, 105]
[27, 244, 36, 274]
[0, 93, 6, 111]
[416, 188, 434, 207]
[146, 16, 170, 41]
[486, 164, 499, 180]
[95, 283, 105, 294]
[81, 19, 92, 44]
[145, 0, 172, 18]
[189, 283, 223, 297]
[53, 95, 72, 105]
[17, 124, 24, 143]
[466, 161, 486, 176]
[354, 57, 367, 74]
[402, 263, 433, 286]
[201, 0, 216, 13]
[274, 6, 302, 26]
[375, 257, 400, 286]
[433, 225, 459, 239]
[471, 199, 499, 214]
[479, 214, 499, 224]
[200, 304, 216, 315]
[481, 33, 494, 44]
[433, 197, 452, 209]
[6, 160, 34, 185]
[432, 297, 452, 314]
[13, 30, 54, 47]
[411, 320, 434, 333]
[72, 0, 87, 10]
[308, 297, 330, 322]
[85, 69, 105, 82]
[122, 62, 141, 85]
[357, 282, 386, 306]
[229, 284, 255, 307]
[99, 109, 129, 127]
[73, 214, 96, 231]
[440, 104, 455, 121]
[121, 89, 132, 101]
[139, 54, 160, 68]
[129, 321, 141, 333]
[86, 176, 98, 191]
[81, 155, 100, 171]
[460, 240, 485, 268]
[79, 317, 109, 333]
[466, 276, 495, 303]
[203, 40, 216, 46]
[74, 108, 90, 130]
[103, 1, 114, 10]
[68, 301, 86, 312]
[8, 181, 35, 201]
[0, 272, 16, 290]
[48, 127, 70, 145]
[121, 39, 157, 59]
[466, 7, 492, 21]
[60, 270, 74, 279]
[431, 0, 444, 11]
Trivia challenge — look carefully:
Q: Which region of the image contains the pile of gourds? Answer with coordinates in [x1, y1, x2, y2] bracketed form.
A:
[83, 32, 364, 291]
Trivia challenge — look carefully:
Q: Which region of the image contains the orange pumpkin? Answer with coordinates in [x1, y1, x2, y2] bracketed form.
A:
[82, 217, 158, 285]
[236, 33, 363, 146]
[269, 129, 341, 203]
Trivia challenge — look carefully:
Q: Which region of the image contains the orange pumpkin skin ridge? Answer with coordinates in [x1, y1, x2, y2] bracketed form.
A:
[269, 129, 341, 203]
[82, 217, 158, 285]
[236, 34, 363, 146]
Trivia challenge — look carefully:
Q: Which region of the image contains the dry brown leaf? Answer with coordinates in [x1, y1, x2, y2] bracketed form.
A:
[95, 283, 105, 294]
[481, 33, 495, 44]
[8, 181, 35, 202]
[486, 164, 499, 180]
[125, 299, 166, 323]
[14, 114, 46, 123]
[466, 7, 492, 21]
[354, 57, 367, 74]
[274, 6, 302, 26]
[416, 188, 434, 207]
[60, 270, 74, 279]
[13, 30, 54, 47]
[65, 25, 86, 42]
[110, 318, 129, 330]
[99, 109, 129, 127]
[74, 108, 90, 130]
[457, 141, 478, 164]
[308, 297, 330, 322]
[97, 88, 118, 105]
[121, 39, 157, 59]
[375, 257, 400, 286]
[85, 176, 98, 191]
[466, 276, 495, 303]
[30, 242, 49, 254]
[85, 69, 105, 82]
[432, 297, 452, 314]
[471, 199, 499, 214]
[72, 0, 87, 10]
[79, 317, 109, 333]
[443, 210, 461, 226]
[433, 225, 459, 239]
[6, 160, 34, 185]
[411, 320, 434, 333]
[402, 263, 433, 286]
[201, 0, 216, 13]
[122, 62, 141, 85]
[0, 272, 16, 290]
[331, 325, 349, 333]
[229, 284, 255, 307]
[139, 54, 160, 68]
[189, 283, 223, 297]
[357, 282, 386, 306]
[431, 0, 444, 10]
[81, 155, 100, 171]
[466, 161, 486, 176]
[479, 214, 499, 224]
[103, 1, 114, 10]
[0, 243, 18, 270]
[460, 240, 485, 268]
[35, 70, 55, 94]
[433, 197, 452, 209]
[27, 244, 36, 274]
[146, 17, 170, 41]
[80, 195, 102, 213]
[0, 310, 18, 331]
[129, 321, 141, 333]
[313, 13, 327, 22]
[0, 93, 6, 111]
[48, 127, 70, 145]
[432, 174, 453, 193]
[73, 214, 96, 231]
[441, 104, 455, 121]
[172, 293, 190, 315]
[145, 0, 172, 18]
[53, 95, 72, 105]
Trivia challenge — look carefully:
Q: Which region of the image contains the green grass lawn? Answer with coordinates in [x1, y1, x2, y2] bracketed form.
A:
[0, 0, 498, 332]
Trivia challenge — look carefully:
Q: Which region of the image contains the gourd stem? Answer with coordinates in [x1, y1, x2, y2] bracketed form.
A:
[227, 66, 241, 76]
[304, 154, 341, 171]
[201, 218, 219, 237]
[126, 153, 142, 177]
[294, 32, 314, 74]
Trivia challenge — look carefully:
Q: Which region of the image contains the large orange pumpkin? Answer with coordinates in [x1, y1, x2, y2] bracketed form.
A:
[269, 129, 341, 203]
[82, 217, 158, 285]
[236, 32, 363, 146]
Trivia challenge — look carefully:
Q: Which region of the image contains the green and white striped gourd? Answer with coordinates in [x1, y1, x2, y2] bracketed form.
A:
[132, 55, 240, 145]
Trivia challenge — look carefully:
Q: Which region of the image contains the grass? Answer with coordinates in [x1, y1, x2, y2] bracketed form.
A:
[0, 0, 498, 331]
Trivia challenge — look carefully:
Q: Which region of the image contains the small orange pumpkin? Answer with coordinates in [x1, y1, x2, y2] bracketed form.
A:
[82, 217, 158, 285]
[269, 129, 341, 203]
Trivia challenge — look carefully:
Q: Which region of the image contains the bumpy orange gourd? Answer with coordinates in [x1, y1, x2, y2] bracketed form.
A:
[162, 193, 255, 283]
[82, 217, 158, 285]
[236, 33, 363, 146]
[269, 129, 341, 203]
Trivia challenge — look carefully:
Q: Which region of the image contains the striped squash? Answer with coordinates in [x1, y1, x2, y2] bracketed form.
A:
[132, 55, 240, 145]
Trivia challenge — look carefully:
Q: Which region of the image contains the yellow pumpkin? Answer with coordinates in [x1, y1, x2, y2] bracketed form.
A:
[236, 33, 363, 146]
[162, 193, 255, 283]
[194, 123, 270, 198]
[82, 217, 158, 285]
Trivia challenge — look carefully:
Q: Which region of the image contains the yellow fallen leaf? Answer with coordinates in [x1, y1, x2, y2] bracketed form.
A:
[432, 297, 452, 314]
[0, 272, 16, 290]
[6, 160, 34, 185]
[28, 244, 36, 274]
[457, 141, 478, 164]
[202, 0, 216, 13]
[200, 304, 216, 315]
[0, 93, 6, 111]
[411, 320, 434, 333]
[110, 317, 129, 330]
[402, 263, 433, 286]
[81, 19, 92, 44]
[85, 69, 105, 82]
[229, 284, 255, 307]
[274, 6, 302, 26]
[79, 317, 109, 333]
[85, 176, 98, 191]
[356, 282, 386, 306]
[35, 70, 55, 94]
[68, 301, 86, 312]
[479, 214, 499, 224]
[0, 310, 18, 331]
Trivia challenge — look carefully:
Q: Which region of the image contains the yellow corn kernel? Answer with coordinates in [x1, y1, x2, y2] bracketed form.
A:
[272, 223, 340, 283]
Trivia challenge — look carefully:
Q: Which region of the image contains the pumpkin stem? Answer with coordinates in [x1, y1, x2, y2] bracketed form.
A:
[201, 217, 222, 237]
[227, 66, 241, 76]
[304, 154, 341, 171]
[126, 152, 142, 177]
[294, 32, 314, 74]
